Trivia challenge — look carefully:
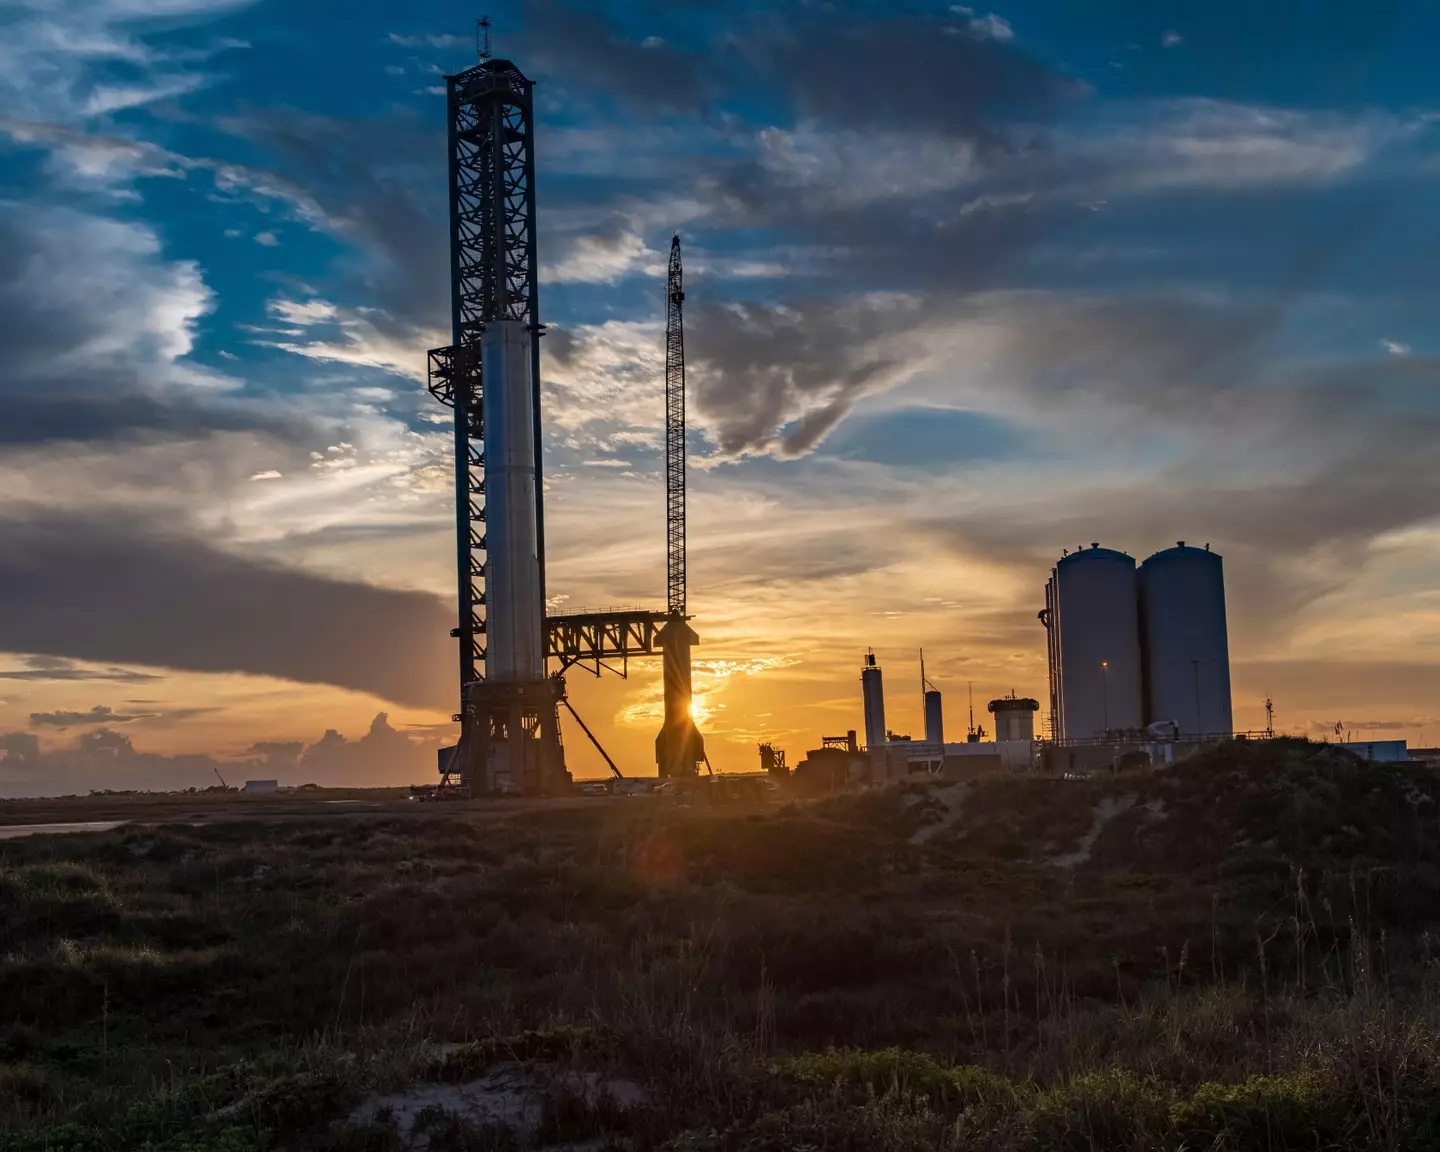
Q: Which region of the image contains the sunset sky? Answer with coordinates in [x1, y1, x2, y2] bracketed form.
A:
[3, 0, 1439, 795]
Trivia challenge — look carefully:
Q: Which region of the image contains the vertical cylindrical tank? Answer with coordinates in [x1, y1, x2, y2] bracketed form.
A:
[924, 689, 944, 744]
[861, 651, 886, 751]
[989, 697, 1039, 742]
[1041, 580, 1060, 739]
[482, 320, 545, 682]
[1053, 546, 1143, 739]
[1139, 543, 1233, 737]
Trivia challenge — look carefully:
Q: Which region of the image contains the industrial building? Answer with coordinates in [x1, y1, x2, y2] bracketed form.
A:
[1042, 542, 1233, 742]
[847, 652, 1040, 782]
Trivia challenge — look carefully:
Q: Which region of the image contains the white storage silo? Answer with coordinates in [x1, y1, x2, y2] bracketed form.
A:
[1050, 545, 1144, 739]
[989, 696, 1039, 742]
[1139, 543, 1233, 737]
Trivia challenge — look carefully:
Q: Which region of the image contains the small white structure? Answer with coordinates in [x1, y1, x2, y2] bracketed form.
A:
[244, 779, 279, 794]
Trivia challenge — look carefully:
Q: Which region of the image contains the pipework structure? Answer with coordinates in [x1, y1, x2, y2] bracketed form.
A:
[428, 51, 566, 794]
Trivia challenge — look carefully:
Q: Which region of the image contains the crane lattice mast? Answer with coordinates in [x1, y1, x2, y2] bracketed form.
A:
[665, 235, 686, 617]
[654, 234, 704, 777]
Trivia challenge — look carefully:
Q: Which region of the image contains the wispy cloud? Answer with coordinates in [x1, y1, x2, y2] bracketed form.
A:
[0, 0, 258, 123]
[386, 32, 469, 49]
[0, 656, 161, 684]
[30, 704, 154, 727]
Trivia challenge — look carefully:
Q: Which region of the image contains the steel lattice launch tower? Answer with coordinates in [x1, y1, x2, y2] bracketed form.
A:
[427, 49, 567, 794]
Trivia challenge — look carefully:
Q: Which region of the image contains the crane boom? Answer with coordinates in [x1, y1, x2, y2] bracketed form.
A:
[655, 235, 704, 777]
[665, 235, 686, 616]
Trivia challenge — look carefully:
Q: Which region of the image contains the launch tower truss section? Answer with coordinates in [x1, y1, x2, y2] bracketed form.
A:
[428, 55, 564, 794]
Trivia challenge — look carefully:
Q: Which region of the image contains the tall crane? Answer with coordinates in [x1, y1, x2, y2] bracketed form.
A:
[665, 235, 687, 617]
[655, 235, 705, 777]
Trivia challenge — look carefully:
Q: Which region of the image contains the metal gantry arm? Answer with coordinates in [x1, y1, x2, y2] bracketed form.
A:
[545, 610, 668, 677]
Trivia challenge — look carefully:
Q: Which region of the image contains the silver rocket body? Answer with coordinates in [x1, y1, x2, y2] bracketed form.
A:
[481, 320, 545, 683]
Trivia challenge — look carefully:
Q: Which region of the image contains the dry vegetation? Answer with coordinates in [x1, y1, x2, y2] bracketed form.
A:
[6, 739, 1440, 1150]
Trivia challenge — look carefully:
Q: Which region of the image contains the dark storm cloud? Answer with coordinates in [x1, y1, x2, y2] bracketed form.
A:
[521, 0, 714, 113]
[0, 512, 455, 709]
[0, 394, 305, 447]
[684, 295, 928, 458]
[516, 2, 1075, 136]
[760, 11, 1081, 139]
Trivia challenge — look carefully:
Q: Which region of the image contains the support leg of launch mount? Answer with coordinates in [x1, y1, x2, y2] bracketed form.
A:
[560, 696, 624, 780]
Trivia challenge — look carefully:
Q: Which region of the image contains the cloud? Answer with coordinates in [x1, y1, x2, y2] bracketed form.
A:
[254, 230, 279, 247]
[0, 656, 161, 684]
[0, 511, 455, 709]
[1162, 30, 1184, 48]
[969, 13, 1015, 42]
[0, 202, 315, 449]
[519, 0, 716, 114]
[216, 107, 448, 334]
[1383, 339, 1412, 356]
[0, 733, 41, 764]
[0, 712, 442, 797]
[386, 32, 470, 49]
[0, 0, 259, 124]
[254, 295, 442, 380]
[29, 705, 152, 727]
[685, 294, 931, 459]
[543, 223, 664, 284]
[759, 10, 1079, 141]
[298, 712, 435, 778]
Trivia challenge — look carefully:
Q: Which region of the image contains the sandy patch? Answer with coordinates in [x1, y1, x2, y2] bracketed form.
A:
[1050, 794, 1136, 868]
[348, 1061, 646, 1149]
[912, 782, 970, 844]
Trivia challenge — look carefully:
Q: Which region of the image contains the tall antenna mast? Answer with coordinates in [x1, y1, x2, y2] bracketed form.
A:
[1264, 694, 1274, 739]
[476, 14, 492, 61]
[665, 234, 686, 617]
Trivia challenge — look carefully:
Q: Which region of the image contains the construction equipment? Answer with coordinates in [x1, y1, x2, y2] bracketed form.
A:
[655, 236, 705, 779]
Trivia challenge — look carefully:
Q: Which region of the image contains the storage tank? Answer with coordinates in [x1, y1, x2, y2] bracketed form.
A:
[1139, 543, 1233, 737]
[989, 697, 1039, 742]
[1049, 545, 1144, 739]
[860, 651, 886, 751]
[923, 689, 944, 745]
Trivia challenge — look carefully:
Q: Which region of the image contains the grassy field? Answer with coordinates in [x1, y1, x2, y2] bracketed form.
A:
[6, 739, 1440, 1150]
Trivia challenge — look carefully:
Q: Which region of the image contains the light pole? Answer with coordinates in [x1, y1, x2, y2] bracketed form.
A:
[1100, 660, 1109, 734]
